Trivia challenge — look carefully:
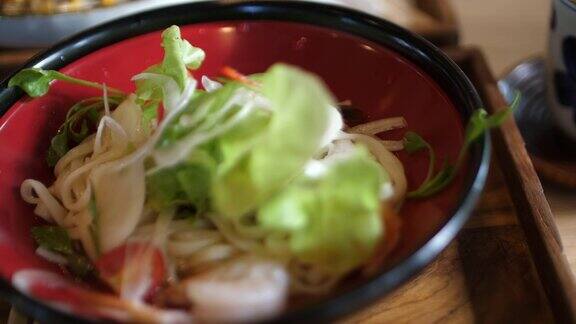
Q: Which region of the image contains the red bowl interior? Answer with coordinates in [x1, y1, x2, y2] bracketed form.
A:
[0, 21, 465, 318]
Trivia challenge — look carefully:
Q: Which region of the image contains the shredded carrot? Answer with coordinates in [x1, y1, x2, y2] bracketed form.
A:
[381, 207, 402, 257]
[220, 66, 258, 87]
[362, 203, 402, 276]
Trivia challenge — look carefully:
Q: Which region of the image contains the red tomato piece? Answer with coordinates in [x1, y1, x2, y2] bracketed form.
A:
[95, 242, 166, 300]
[156, 105, 165, 124]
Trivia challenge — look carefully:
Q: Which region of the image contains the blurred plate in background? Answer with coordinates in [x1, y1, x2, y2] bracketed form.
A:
[0, 0, 196, 47]
[0, 0, 457, 48]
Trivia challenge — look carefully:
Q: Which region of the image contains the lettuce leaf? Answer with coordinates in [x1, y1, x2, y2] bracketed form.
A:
[135, 25, 205, 102]
[149, 64, 335, 221]
[146, 146, 218, 213]
[146, 81, 268, 212]
[162, 25, 205, 87]
[212, 64, 334, 218]
[215, 107, 270, 174]
[258, 148, 386, 274]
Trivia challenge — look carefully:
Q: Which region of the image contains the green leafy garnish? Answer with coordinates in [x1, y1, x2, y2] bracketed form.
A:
[46, 132, 70, 167]
[31, 226, 74, 255]
[8, 68, 127, 167]
[147, 147, 218, 213]
[404, 131, 436, 186]
[404, 131, 428, 153]
[46, 96, 123, 167]
[407, 161, 455, 198]
[8, 68, 124, 98]
[406, 93, 520, 198]
[31, 226, 93, 277]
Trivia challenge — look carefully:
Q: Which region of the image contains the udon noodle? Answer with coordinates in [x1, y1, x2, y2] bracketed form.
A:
[20, 88, 406, 306]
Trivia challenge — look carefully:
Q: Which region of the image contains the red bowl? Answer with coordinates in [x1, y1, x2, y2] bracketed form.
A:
[0, 1, 489, 322]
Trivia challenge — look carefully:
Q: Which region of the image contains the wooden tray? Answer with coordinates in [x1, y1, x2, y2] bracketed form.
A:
[345, 47, 576, 323]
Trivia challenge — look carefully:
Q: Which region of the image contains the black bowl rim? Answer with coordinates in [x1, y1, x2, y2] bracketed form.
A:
[0, 1, 490, 323]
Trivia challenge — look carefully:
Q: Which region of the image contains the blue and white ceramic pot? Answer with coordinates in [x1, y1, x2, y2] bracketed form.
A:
[548, 0, 576, 139]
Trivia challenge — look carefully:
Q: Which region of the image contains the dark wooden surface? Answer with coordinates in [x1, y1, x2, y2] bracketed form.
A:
[532, 155, 576, 189]
[415, 0, 459, 46]
[0, 48, 39, 79]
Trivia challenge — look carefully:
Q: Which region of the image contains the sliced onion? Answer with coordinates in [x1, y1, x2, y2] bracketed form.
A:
[381, 140, 404, 152]
[348, 117, 406, 135]
[36, 247, 68, 265]
[201, 75, 222, 92]
[131, 73, 181, 112]
[341, 133, 407, 204]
